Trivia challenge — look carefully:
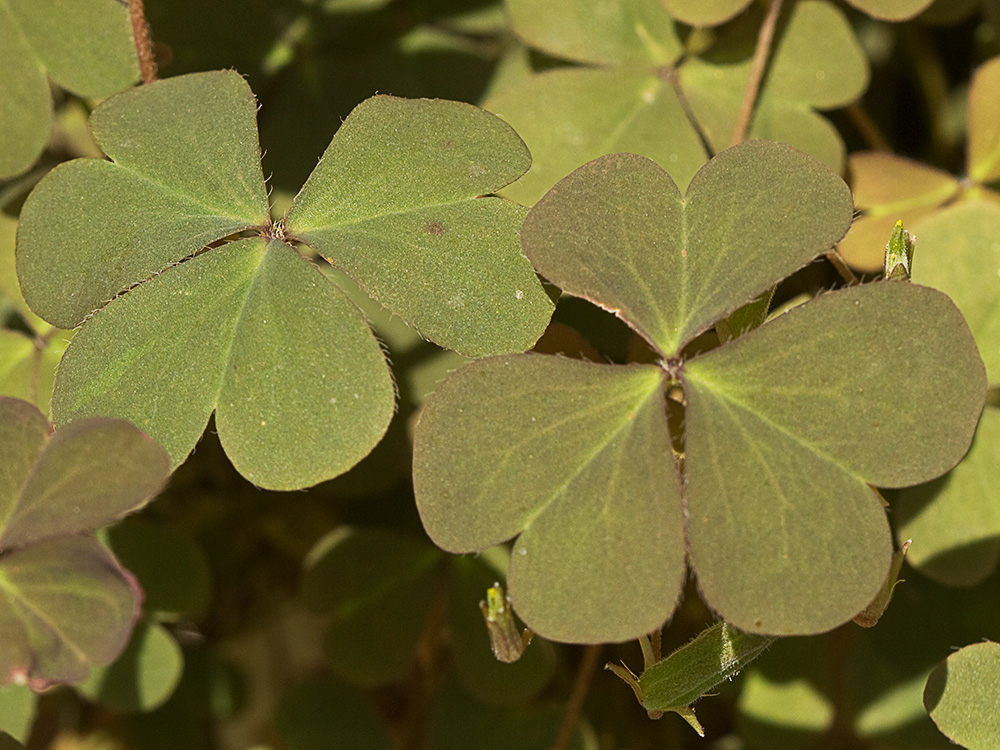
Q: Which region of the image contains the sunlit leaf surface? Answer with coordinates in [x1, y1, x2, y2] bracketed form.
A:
[839, 152, 961, 271]
[925, 641, 1000, 748]
[896, 407, 1000, 587]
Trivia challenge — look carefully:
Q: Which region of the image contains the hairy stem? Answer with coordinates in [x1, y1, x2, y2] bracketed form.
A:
[129, 0, 158, 84]
[825, 249, 860, 286]
[554, 644, 602, 750]
[730, 0, 784, 146]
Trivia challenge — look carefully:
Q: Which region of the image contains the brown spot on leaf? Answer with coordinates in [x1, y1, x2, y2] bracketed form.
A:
[425, 221, 446, 235]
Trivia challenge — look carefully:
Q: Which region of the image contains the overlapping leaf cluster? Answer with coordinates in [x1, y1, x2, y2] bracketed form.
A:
[833, 54, 1000, 588]
[413, 141, 986, 643]
[0, 397, 169, 688]
[486, 0, 869, 208]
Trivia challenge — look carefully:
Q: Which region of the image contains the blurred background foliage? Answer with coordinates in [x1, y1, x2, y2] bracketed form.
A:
[2, 0, 1000, 748]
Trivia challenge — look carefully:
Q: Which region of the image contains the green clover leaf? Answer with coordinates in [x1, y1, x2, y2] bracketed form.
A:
[17, 71, 553, 490]
[413, 141, 986, 642]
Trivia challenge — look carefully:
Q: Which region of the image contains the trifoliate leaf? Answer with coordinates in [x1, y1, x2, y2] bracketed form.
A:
[415, 144, 986, 642]
[0, 396, 167, 687]
[487, 0, 704, 205]
[679, 1, 867, 174]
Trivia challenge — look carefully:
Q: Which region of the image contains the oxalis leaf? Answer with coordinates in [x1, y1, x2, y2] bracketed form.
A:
[0, 396, 170, 689]
[0, 0, 138, 179]
[413, 141, 987, 643]
[487, 0, 707, 205]
[17, 71, 551, 490]
[678, 1, 868, 175]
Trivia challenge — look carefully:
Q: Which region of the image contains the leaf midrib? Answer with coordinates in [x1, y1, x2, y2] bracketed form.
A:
[685, 370, 867, 484]
[473, 367, 666, 535]
[0, 561, 102, 667]
[288, 194, 506, 236]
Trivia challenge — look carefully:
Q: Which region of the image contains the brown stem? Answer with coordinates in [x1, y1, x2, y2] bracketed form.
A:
[730, 0, 784, 147]
[662, 66, 715, 157]
[129, 0, 158, 84]
[844, 102, 892, 152]
[553, 644, 602, 750]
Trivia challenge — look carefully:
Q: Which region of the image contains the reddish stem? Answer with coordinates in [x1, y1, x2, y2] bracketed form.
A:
[129, 0, 158, 84]
[553, 644, 602, 750]
[730, 0, 784, 146]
